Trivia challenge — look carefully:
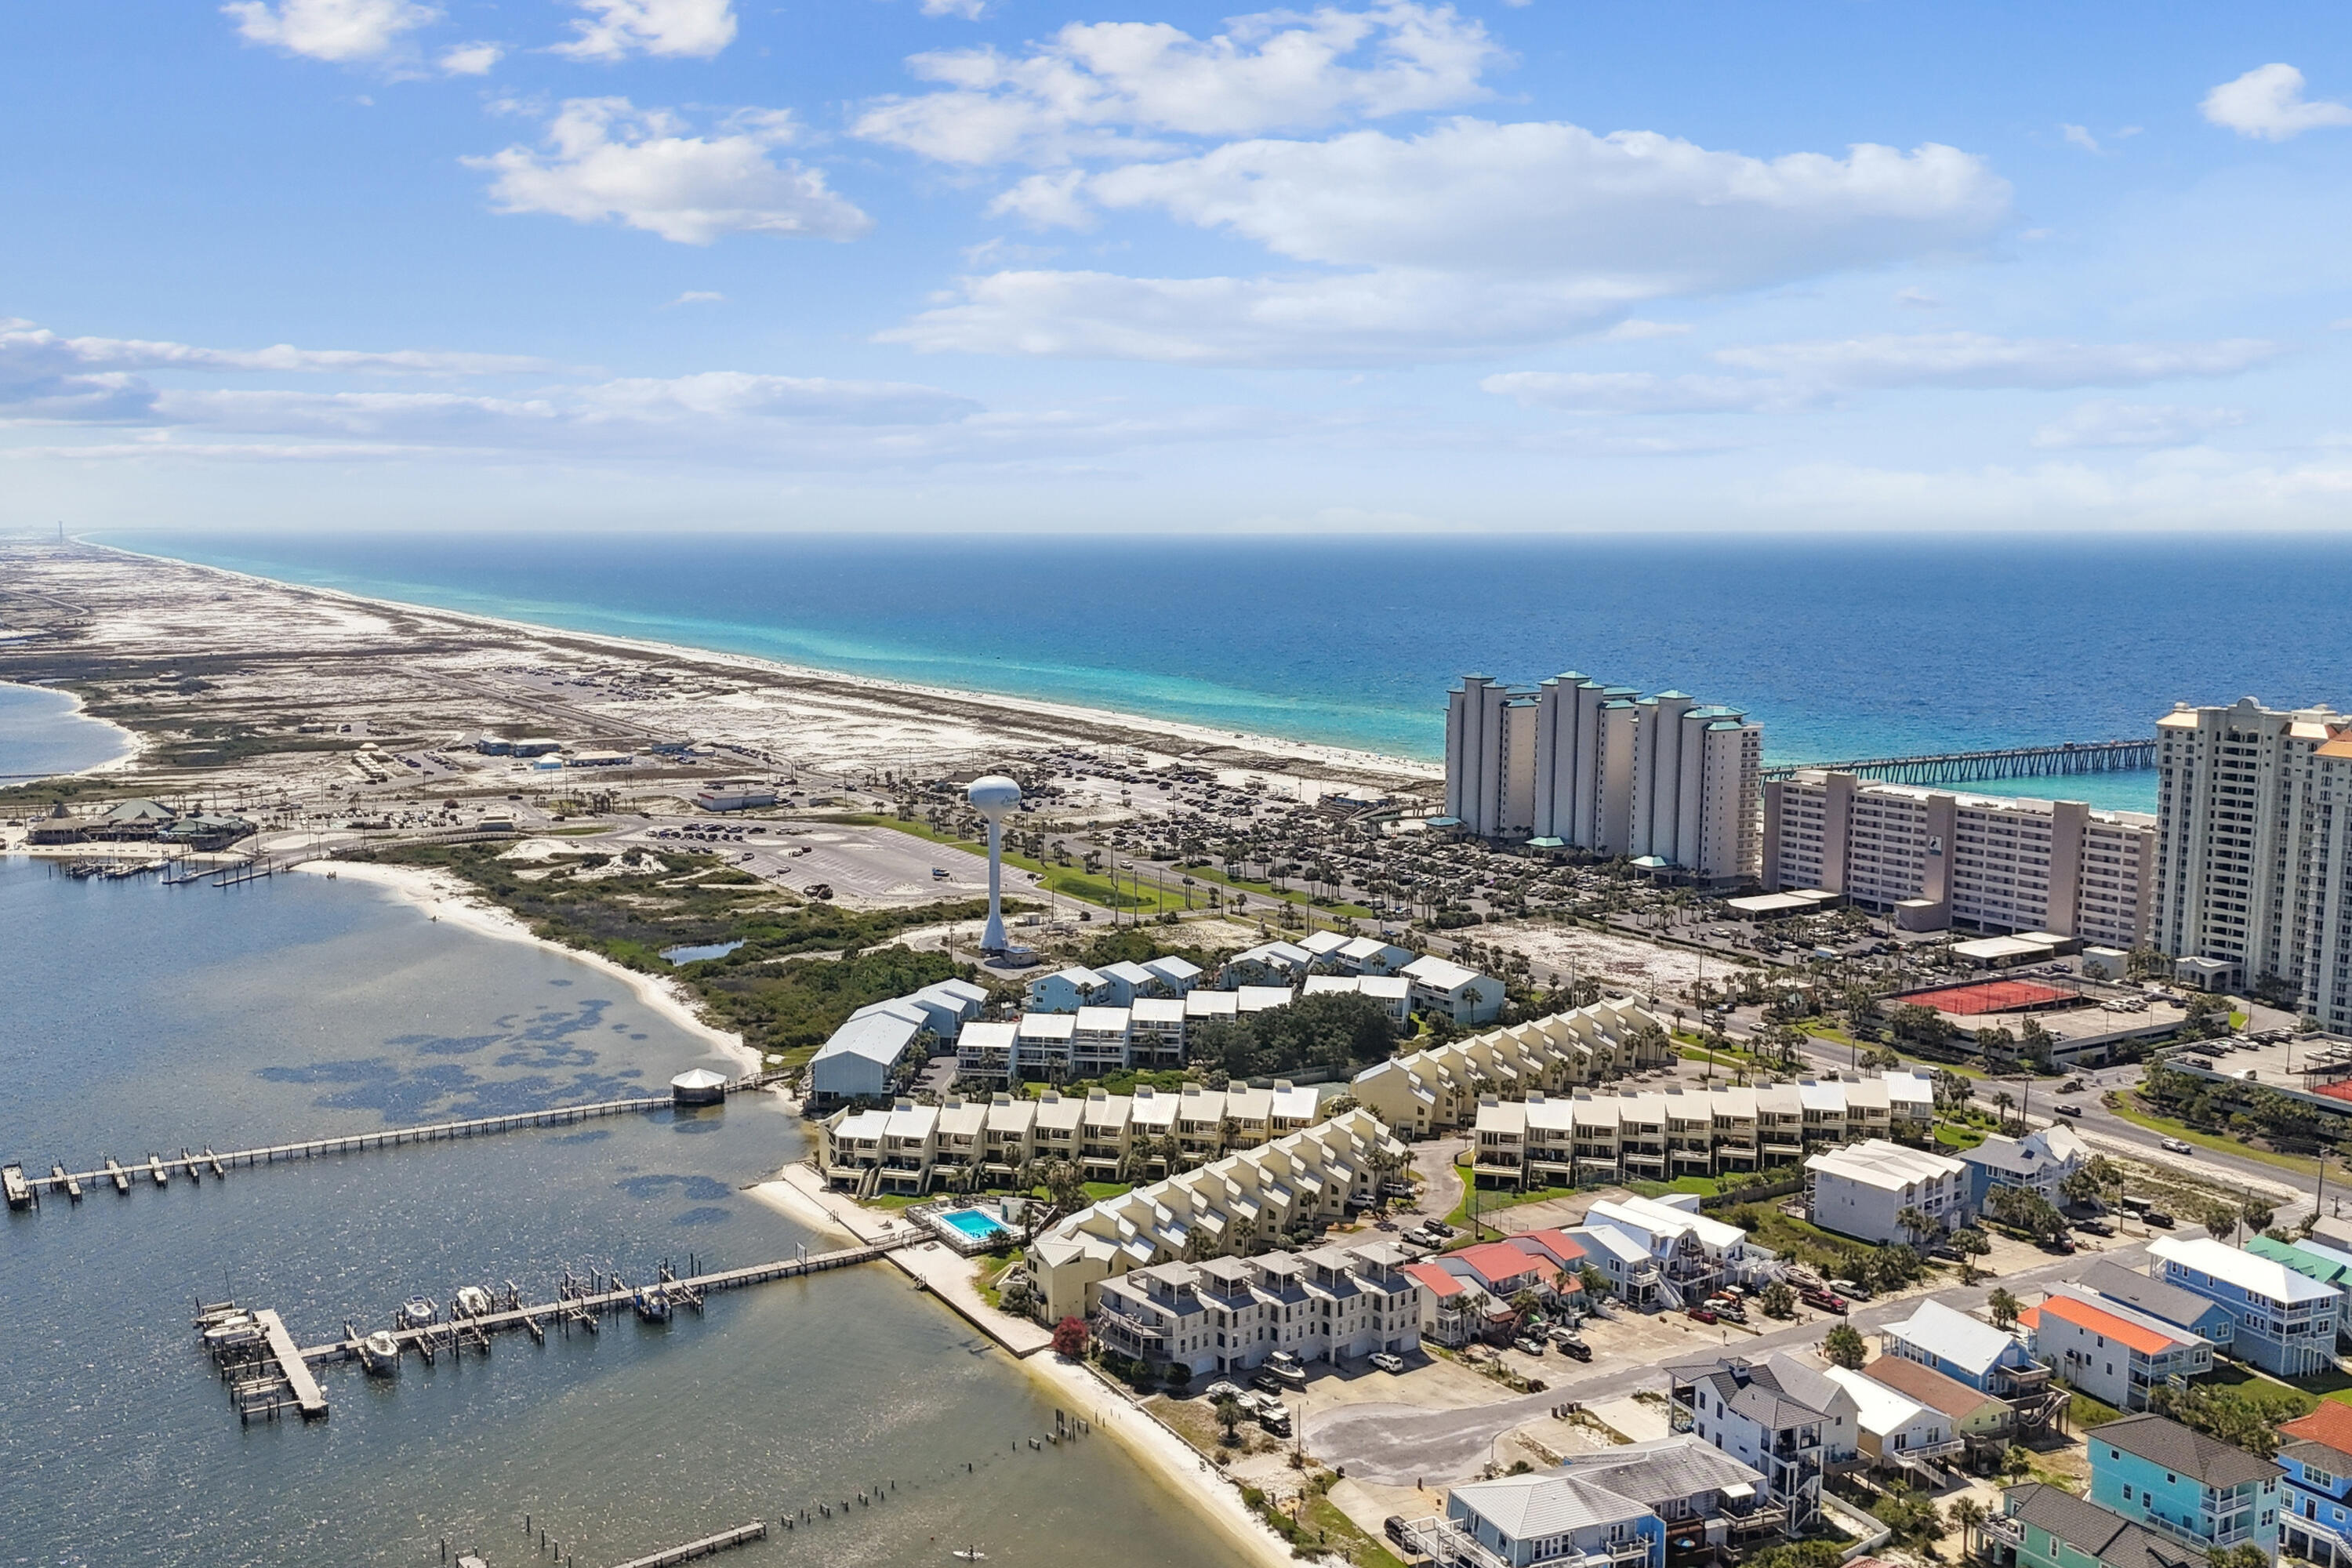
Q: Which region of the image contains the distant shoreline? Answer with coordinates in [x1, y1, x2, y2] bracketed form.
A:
[90, 539, 1441, 793]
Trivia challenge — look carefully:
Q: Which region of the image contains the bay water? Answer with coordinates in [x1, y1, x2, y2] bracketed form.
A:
[0, 861, 1243, 1568]
[0, 682, 134, 783]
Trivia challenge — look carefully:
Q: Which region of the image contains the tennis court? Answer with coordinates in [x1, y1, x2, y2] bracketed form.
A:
[1901, 978, 2074, 1016]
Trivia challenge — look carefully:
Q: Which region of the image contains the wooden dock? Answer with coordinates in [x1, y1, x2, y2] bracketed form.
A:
[294, 1240, 900, 1364]
[255, 1310, 330, 1421]
[608, 1522, 766, 1568]
[14, 1073, 790, 1207]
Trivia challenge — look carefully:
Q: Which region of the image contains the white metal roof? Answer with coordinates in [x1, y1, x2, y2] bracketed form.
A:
[1822, 1366, 1935, 1440]
[1806, 1138, 1965, 1193]
[2150, 1235, 2339, 1305]
[811, 1011, 924, 1068]
[1882, 1299, 2022, 1377]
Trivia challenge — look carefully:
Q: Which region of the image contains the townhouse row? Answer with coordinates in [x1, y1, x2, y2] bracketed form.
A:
[1094, 1240, 1422, 1381]
[1027, 1108, 1406, 1322]
[818, 1080, 1335, 1198]
[1454, 1073, 1936, 1189]
[1349, 996, 1679, 1138]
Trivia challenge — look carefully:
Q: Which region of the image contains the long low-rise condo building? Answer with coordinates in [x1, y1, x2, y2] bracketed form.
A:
[1029, 1109, 1404, 1321]
[1762, 770, 2154, 943]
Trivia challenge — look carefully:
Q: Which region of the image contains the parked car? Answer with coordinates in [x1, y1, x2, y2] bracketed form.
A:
[2055, 1104, 2084, 1118]
[1687, 1306, 1719, 1325]
[1927, 1242, 1961, 1261]
[1800, 1288, 1849, 1315]
[2074, 1217, 2115, 1236]
[2041, 1236, 2078, 1254]
[2143, 1209, 2176, 1228]
[1421, 1220, 1455, 1238]
[1513, 1336, 1547, 1356]
[1370, 1352, 1405, 1374]
[1555, 1338, 1592, 1362]
[2160, 1138, 2193, 1154]
[1385, 1517, 1417, 1550]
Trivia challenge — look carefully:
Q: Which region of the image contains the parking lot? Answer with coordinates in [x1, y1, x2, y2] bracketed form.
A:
[624, 817, 1010, 907]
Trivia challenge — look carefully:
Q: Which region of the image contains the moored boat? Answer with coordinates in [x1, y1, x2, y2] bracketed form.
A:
[632, 1285, 671, 1323]
[397, 1298, 438, 1330]
[358, 1331, 401, 1376]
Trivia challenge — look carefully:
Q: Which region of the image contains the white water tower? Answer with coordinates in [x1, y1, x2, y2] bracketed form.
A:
[967, 774, 1022, 953]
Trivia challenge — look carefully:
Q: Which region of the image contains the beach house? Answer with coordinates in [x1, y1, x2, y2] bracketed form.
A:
[1403, 953, 1507, 1025]
[2071, 1261, 2238, 1352]
[1820, 1365, 1958, 1478]
[2085, 1412, 2283, 1557]
[1804, 1138, 1970, 1243]
[2147, 1234, 2340, 1377]
[1664, 1358, 1827, 1531]
[1991, 1484, 2205, 1568]
[2021, 1288, 2214, 1412]
[1090, 1240, 1420, 1380]
[2277, 1402, 2352, 1568]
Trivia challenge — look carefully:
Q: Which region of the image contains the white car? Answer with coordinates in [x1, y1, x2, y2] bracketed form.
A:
[2160, 1137, 2193, 1154]
[1369, 1352, 1405, 1374]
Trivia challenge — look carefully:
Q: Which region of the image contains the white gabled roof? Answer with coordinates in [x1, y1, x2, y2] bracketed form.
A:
[2151, 1235, 2339, 1305]
[812, 1011, 924, 1067]
[1823, 1367, 1933, 1440]
[1882, 1299, 2021, 1377]
[1403, 954, 1479, 991]
[1450, 1472, 1650, 1540]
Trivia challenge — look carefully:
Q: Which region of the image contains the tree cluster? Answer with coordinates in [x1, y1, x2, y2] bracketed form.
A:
[1185, 991, 1399, 1080]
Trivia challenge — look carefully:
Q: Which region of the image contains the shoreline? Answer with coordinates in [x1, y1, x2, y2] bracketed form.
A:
[290, 858, 758, 1075]
[92, 539, 1440, 789]
[0, 677, 145, 786]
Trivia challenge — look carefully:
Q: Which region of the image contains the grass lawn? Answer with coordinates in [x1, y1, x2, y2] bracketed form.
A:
[1935, 1123, 1988, 1151]
[2101, 1094, 2321, 1178]
[2194, 1361, 2321, 1419]
[1631, 1175, 1730, 1200]
[1294, 1489, 1409, 1568]
[1447, 1171, 1580, 1235]
[2063, 1385, 2124, 1428]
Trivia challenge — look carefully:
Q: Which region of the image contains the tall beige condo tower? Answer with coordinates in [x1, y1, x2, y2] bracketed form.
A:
[1444, 672, 1761, 885]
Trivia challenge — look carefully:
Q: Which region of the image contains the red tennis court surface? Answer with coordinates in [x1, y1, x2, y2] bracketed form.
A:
[2314, 1080, 2352, 1106]
[1904, 978, 2074, 1015]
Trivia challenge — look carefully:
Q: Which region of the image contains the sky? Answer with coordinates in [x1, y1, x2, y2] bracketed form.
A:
[5, 0, 2351, 534]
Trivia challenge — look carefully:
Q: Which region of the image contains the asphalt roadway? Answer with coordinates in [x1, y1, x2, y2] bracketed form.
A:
[1310, 1234, 2181, 1486]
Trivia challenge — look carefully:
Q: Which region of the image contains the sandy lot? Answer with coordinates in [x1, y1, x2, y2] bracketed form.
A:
[1479, 922, 1719, 992]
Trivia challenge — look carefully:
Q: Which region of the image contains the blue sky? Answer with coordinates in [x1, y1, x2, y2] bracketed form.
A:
[5, 0, 2350, 533]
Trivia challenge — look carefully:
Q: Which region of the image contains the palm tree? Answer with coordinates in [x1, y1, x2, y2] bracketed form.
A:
[1896, 1206, 1930, 1246]
[1949, 1497, 1987, 1557]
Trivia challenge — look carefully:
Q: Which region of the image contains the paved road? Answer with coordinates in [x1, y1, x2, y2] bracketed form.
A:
[1312, 1237, 2173, 1486]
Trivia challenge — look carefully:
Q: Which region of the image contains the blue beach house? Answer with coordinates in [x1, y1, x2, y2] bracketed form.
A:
[2085, 1412, 2281, 1557]
[2148, 1234, 2339, 1377]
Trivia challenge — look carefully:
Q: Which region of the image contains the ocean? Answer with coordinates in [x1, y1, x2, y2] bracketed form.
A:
[0, 862, 1247, 1568]
[107, 532, 2352, 814]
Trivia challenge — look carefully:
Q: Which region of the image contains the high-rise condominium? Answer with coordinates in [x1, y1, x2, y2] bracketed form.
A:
[1443, 673, 1762, 885]
[2153, 696, 2352, 1026]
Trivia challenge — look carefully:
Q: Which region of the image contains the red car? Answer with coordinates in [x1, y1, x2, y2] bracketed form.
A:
[1800, 1288, 1849, 1315]
[1688, 1306, 1720, 1325]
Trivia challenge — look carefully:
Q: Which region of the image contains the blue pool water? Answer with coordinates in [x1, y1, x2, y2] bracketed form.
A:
[939, 1208, 1014, 1243]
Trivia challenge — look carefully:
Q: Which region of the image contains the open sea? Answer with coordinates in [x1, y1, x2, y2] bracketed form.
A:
[0, 862, 1245, 1568]
[107, 532, 2352, 815]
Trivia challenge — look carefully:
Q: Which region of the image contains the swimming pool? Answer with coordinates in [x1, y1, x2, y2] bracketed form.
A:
[938, 1208, 1014, 1244]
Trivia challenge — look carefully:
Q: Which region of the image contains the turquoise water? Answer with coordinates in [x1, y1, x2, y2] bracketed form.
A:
[109, 531, 2352, 814]
[0, 861, 1245, 1568]
[0, 680, 135, 781]
[939, 1210, 1014, 1244]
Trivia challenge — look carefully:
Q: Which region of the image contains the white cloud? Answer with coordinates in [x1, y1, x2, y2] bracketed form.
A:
[222, 0, 439, 64]
[553, 0, 736, 63]
[1479, 370, 1800, 414]
[2201, 64, 2352, 142]
[920, 0, 987, 16]
[1714, 332, 2278, 389]
[1893, 287, 1940, 308]
[668, 290, 727, 306]
[901, 122, 2007, 365]
[2030, 400, 2246, 449]
[1602, 319, 1690, 341]
[438, 41, 503, 75]
[854, 2, 1502, 165]
[0, 322, 554, 424]
[464, 99, 869, 245]
[2060, 122, 2100, 153]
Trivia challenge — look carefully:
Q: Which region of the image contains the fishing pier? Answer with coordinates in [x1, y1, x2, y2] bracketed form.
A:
[1760, 736, 2156, 786]
[5, 1072, 789, 1211]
